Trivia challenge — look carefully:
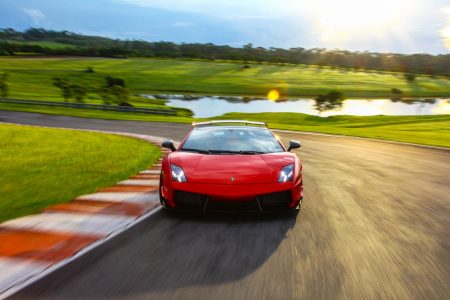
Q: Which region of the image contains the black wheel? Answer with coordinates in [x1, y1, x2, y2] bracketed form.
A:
[159, 175, 168, 208]
[294, 179, 304, 210]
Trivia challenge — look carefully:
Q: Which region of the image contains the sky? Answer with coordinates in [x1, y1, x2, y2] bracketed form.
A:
[1, 0, 449, 54]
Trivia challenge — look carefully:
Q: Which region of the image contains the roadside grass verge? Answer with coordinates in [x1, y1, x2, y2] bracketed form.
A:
[214, 113, 450, 148]
[1, 102, 449, 148]
[0, 102, 192, 123]
[1, 57, 449, 99]
[0, 124, 160, 223]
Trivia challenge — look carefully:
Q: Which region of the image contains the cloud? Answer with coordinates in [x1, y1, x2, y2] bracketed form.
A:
[22, 8, 46, 25]
[440, 7, 450, 51]
[116, 0, 294, 17]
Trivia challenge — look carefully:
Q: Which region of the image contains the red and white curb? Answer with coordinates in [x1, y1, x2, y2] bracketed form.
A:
[0, 127, 178, 299]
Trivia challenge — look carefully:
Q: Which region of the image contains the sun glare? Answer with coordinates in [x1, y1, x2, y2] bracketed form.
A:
[304, 0, 416, 44]
[441, 7, 450, 51]
[432, 99, 450, 114]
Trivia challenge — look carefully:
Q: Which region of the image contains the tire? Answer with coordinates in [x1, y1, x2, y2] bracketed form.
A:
[159, 175, 168, 208]
[293, 179, 304, 211]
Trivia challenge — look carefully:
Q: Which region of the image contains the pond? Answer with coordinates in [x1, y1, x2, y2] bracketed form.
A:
[142, 95, 450, 118]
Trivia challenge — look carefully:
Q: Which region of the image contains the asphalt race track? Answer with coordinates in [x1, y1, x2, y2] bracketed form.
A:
[2, 111, 449, 299]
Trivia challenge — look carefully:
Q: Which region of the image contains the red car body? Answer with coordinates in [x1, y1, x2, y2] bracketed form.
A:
[159, 121, 303, 212]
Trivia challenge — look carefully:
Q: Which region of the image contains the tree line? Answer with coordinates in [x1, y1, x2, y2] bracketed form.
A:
[53, 75, 130, 105]
[0, 28, 449, 76]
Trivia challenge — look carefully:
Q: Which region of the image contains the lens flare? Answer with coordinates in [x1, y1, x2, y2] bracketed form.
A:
[267, 89, 280, 101]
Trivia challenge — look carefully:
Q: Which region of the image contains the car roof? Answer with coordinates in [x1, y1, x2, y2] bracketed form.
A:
[192, 120, 267, 127]
[192, 125, 269, 131]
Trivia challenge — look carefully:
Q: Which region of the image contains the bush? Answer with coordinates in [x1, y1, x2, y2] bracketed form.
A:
[118, 101, 133, 107]
[106, 76, 125, 88]
[99, 78, 129, 105]
[391, 88, 403, 95]
[404, 73, 416, 82]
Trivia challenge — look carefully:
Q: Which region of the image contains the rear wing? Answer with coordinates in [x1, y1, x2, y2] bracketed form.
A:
[192, 120, 267, 127]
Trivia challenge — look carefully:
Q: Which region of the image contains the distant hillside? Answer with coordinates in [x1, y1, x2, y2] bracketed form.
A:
[1, 28, 449, 76]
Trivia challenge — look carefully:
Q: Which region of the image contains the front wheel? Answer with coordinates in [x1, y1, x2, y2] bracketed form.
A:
[159, 176, 168, 208]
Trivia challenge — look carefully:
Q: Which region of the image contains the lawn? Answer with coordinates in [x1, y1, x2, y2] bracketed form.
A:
[0, 124, 160, 222]
[0, 57, 449, 100]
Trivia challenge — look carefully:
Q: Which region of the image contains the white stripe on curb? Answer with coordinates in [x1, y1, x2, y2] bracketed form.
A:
[117, 179, 160, 186]
[2, 212, 137, 236]
[76, 192, 159, 203]
[139, 170, 161, 175]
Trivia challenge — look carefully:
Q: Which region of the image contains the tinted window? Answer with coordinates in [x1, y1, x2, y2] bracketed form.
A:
[181, 126, 284, 154]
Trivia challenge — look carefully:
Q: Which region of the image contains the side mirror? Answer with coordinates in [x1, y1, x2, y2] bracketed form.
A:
[287, 140, 301, 152]
[162, 140, 177, 152]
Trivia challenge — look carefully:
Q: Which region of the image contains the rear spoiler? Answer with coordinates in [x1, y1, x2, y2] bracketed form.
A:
[192, 120, 267, 127]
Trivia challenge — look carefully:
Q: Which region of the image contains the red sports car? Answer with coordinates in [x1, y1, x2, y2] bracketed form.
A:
[159, 120, 303, 212]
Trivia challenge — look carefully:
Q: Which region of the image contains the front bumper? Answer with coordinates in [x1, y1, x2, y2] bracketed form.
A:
[162, 178, 303, 212]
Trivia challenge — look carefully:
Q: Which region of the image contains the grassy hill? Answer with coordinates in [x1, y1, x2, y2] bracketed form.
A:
[0, 57, 449, 100]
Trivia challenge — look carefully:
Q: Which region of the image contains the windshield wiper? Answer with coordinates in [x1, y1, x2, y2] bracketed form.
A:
[207, 150, 266, 155]
[208, 150, 239, 154]
[238, 150, 266, 154]
[180, 148, 212, 154]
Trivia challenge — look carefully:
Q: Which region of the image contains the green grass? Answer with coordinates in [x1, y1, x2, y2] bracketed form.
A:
[1, 102, 449, 148]
[0, 124, 161, 223]
[0, 102, 192, 123]
[0, 57, 449, 99]
[213, 113, 450, 148]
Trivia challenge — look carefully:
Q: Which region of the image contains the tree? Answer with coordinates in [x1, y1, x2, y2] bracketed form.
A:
[99, 76, 129, 105]
[99, 77, 129, 105]
[404, 73, 416, 82]
[53, 77, 72, 101]
[106, 76, 125, 88]
[0, 72, 9, 98]
[314, 90, 344, 114]
[84, 66, 95, 73]
[110, 85, 129, 104]
[70, 84, 86, 103]
[99, 87, 113, 105]
[390, 88, 403, 101]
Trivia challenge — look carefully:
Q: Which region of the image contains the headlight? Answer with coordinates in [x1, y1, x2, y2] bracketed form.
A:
[278, 164, 294, 182]
[171, 164, 187, 182]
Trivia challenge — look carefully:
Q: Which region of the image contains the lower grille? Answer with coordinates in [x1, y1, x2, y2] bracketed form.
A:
[260, 190, 292, 209]
[173, 189, 293, 212]
[206, 200, 258, 212]
[173, 190, 207, 209]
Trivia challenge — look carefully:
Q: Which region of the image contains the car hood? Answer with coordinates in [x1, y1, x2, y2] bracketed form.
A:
[169, 152, 295, 184]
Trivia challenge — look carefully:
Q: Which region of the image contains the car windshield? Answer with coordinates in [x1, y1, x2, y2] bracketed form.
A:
[180, 126, 284, 154]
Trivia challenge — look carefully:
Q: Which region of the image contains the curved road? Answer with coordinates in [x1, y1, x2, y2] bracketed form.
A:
[2, 111, 449, 299]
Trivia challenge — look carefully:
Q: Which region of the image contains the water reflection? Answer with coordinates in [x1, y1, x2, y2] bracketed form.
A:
[432, 99, 450, 114]
[142, 94, 449, 118]
[314, 91, 344, 114]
